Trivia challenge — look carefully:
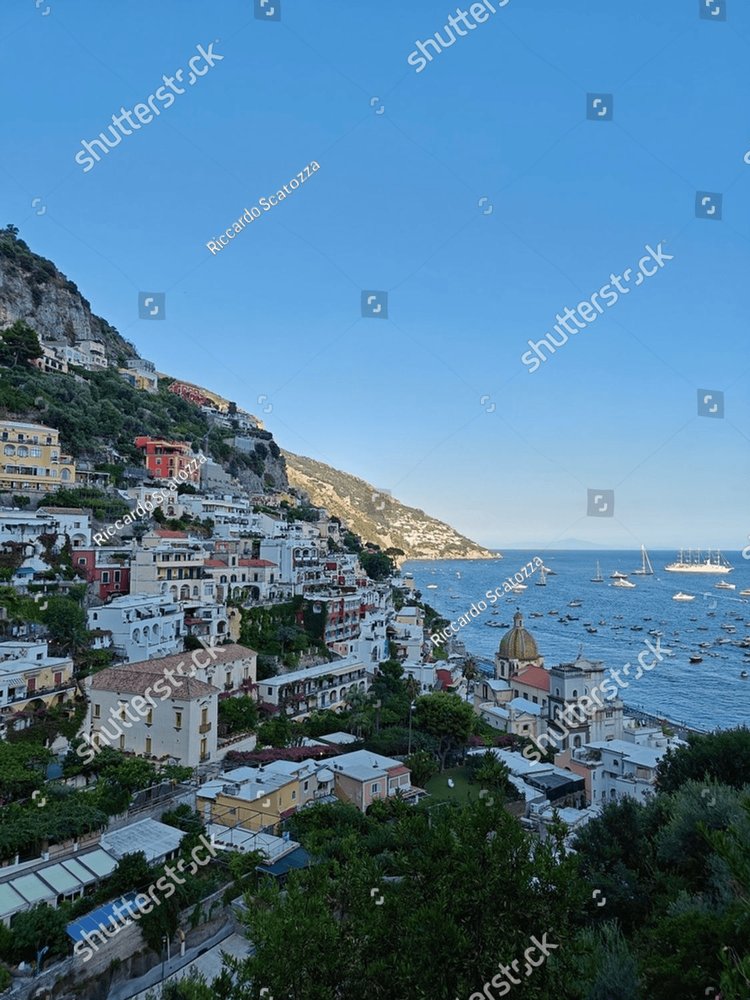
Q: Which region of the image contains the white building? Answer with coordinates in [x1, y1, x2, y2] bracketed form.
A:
[87, 593, 185, 663]
[0, 506, 90, 550]
[125, 643, 256, 696]
[85, 663, 219, 767]
[259, 657, 370, 719]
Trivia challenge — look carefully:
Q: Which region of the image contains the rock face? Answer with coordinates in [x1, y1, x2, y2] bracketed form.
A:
[0, 228, 137, 361]
[284, 451, 499, 562]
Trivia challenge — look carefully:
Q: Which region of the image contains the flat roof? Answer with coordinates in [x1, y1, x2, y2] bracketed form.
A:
[0, 882, 26, 921]
[261, 659, 365, 688]
[100, 818, 185, 863]
[11, 873, 57, 905]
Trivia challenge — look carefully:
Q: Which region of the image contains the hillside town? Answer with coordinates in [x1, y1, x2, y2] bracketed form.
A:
[0, 395, 707, 997]
[0, 224, 747, 996]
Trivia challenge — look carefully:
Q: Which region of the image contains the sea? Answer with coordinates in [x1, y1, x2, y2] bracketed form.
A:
[402, 550, 750, 732]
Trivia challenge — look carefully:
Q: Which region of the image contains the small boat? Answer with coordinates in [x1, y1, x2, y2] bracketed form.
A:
[510, 584, 527, 593]
[529, 611, 543, 618]
[586, 627, 598, 634]
[543, 566, 556, 575]
[591, 561, 604, 583]
[740, 589, 750, 597]
[548, 610, 559, 616]
[631, 625, 643, 631]
[689, 655, 703, 664]
[613, 578, 636, 589]
[672, 592, 695, 602]
[633, 544, 654, 576]
[715, 581, 736, 590]
[611, 570, 629, 580]
[741, 671, 749, 679]
[426, 584, 438, 590]
[535, 567, 547, 587]
[455, 571, 461, 579]
[568, 600, 582, 608]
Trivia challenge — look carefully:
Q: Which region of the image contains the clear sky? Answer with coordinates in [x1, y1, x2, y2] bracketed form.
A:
[1, 0, 748, 551]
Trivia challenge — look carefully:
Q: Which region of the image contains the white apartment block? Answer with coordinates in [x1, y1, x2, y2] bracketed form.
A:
[259, 657, 370, 719]
[125, 643, 257, 696]
[0, 506, 90, 550]
[87, 593, 185, 663]
[130, 533, 215, 604]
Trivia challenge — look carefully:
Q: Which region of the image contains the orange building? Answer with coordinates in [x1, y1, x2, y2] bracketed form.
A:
[134, 436, 201, 483]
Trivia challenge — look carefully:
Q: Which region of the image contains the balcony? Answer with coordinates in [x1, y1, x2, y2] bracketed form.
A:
[199, 722, 212, 734]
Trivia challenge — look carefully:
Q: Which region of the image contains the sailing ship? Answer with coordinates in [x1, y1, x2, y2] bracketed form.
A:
[633, 545, 654, 576]
[535, 566, 547, 587]
[591, 561, 604, 583]
[664, 549, 733, 574]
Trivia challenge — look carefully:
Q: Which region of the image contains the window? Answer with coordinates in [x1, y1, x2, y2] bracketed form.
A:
[291, 790, 297, 800]
[201, 707, 208, 726]
[303, 780, 309, 791]
[371, 783, 380, 794]
[146, 709, 153, 725]
[119, 735, 125, 750]
[93, 704, 101, 718]
[54, 672, 62, 685]
[101, 571, 109, 584]
[175, 711, 183, 730]
[145, 737, 152, 754]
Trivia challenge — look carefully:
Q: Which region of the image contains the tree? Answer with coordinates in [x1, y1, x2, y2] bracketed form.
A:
[218, 696, 258, 735]
[0, 319, 42, 368]
[413, 692, 476, 770]
[656, 727, 750, 793]
[359, 550, 394, 581]
[41, 595, 87, 652]
[0, 741, 51, 803]
[7, 904, 68, 963]
[107, 851, 154, 897]
[404, 749, 437, 787]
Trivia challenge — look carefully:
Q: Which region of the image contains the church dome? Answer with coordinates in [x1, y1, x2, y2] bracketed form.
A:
[498, 611, 539, 662]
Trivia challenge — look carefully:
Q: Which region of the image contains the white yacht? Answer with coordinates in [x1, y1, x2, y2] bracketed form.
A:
[672, 592, 695, 602]
[613, 578, 636, 589]
[611, 570, 629, 580]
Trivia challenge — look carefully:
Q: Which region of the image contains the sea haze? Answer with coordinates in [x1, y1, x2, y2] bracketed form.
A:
[403, 550, 750, 731]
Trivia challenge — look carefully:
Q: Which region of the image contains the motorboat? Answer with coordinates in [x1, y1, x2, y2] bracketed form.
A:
[672, 592, 695, 602]
[689, 655, 703, 664]
[568, 600, 582, 608]
[611, 570, 629, 580]
[613, 578, 636, 589]
[426, 583, 438, 590]
[715, 581, 736, 590]
[740, 589, 750, 597]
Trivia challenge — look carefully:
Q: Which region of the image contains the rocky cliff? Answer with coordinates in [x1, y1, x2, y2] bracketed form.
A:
[284, 452, 498, 562]
[0, 226, 137, 362]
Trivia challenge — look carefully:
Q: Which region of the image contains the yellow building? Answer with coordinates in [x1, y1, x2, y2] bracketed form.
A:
[197, 766, 301, 833]
[0, 420, 75, 494]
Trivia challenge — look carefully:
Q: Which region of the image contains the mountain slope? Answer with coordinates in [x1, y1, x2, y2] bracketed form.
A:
[285, 452, 497, 561]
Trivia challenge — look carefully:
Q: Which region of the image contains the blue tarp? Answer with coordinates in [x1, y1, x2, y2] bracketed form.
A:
[66, 892, 138, 943]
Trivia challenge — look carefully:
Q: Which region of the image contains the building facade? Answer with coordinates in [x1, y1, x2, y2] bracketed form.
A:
[0, 421, 76, 494]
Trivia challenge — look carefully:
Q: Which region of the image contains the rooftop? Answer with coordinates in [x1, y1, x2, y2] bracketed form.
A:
[100, 818, 185, 863]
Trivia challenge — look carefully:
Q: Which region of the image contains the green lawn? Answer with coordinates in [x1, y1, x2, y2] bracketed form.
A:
[424, 766, 476, 803]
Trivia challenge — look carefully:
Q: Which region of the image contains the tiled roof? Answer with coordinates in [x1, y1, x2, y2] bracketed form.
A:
[511, 665, 550, 692]
[126, 644, 257, 676]
[89, 666, 218, 699]
[154, 530, 188, 538]
[239, 559, 276, 567]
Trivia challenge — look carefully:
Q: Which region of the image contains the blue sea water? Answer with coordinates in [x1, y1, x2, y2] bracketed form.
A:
[403, 550, 750, 732]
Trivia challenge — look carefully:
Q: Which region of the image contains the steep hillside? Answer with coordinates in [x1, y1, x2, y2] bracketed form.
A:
[0, 226, 137, 362]
[285, 452, 498, 562]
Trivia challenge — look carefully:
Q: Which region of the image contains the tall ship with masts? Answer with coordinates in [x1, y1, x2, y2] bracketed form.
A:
[664, 549, 733, 575]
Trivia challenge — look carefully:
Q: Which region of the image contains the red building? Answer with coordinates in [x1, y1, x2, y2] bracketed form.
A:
[134, 436, 201, 483]
[74, 549, 131, 601]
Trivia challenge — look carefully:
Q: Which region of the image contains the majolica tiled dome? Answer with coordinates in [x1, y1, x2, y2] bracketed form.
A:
[498, 611, 539, 661]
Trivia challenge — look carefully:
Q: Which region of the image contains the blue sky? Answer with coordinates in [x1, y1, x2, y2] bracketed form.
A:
[1, 0, 748, 550]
